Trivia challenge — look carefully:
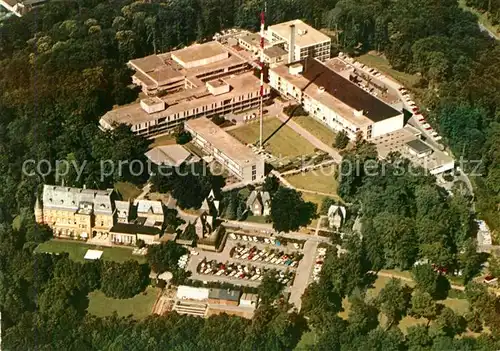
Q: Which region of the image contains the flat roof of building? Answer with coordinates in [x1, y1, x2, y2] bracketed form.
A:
[271, 59, 401, 125]
[264, 45, 287, 58]
[129, 41, 246, 88]
[239, 33, 271, 48]
[268, 19, 330, 47]
[373, 125, 454, 172]
[101, 72, 264, 126]
[145, 145, 192, 166]
[208, 288, 240, 302]
[406, 139, 432, 154]
[171, 41, 227, 65]
[185, 117, 262, 166]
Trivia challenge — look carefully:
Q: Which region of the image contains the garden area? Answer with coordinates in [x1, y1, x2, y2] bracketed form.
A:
[228, 117, 316, 158]
[291, 115, 337, 146]
[87, 286, 159, 319]
[35, 239, 146, 263]
[285, 165, 339, 196]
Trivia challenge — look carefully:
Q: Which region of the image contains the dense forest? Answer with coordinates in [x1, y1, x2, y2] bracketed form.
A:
[0, 0, 499, 349]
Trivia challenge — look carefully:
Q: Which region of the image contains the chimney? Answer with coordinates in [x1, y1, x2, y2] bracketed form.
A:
[288, 24, 295, 64]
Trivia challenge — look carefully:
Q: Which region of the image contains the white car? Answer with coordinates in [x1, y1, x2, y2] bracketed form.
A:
[229, 233, 237, 240]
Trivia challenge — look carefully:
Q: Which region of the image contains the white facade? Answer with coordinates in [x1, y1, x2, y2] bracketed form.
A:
[267, 20, 331, 62]
[269, 63, 404, 141]
[185, 118, 265, 182]
[177, 286, 210, 301]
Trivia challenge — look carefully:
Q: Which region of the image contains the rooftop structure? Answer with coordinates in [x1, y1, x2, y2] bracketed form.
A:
[208, 288, 241, 303]
[135, 199, 163, 215]
[41, 185, 114, 215]
[128, 41, 250, 96]
[373, 125, 454, 175]
[267, 19, 331, 62]
[238, 33, 272, 54]
[406, 139, 433, 157]
[145, 145, 195, 166]
[177, 285, 210, 301]
[100, 72, 269, 138]
[269, 58, 404, 140]
[114, 200, 131, 223]
[171, 42, 229, 69]
[185, 117, 265, 182]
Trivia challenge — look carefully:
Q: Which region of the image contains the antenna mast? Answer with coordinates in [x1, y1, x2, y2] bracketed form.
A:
[259, 3, 266, 149]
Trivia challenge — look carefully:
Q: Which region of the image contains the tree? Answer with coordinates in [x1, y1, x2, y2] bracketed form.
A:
[258, 271, 284, 305]
[377, 278, 411, 329]
[411, 264, 450, 300]
[347, 292, 380, 334]
[262, 175, 280, 194]
[334, 130, 349, 149]
[146, 241, 187, 274]
[458, 238, 484, 284]
[410, 291, 438, 325]
[487, 254, 500, 278]
[430, 307, 466, 337]
[101, 260, 148, 299]
[211, 115, 225, 125]
[176, 130, 192, 145]
[406, 325, 433, 351]
[270, 187, 317, 232]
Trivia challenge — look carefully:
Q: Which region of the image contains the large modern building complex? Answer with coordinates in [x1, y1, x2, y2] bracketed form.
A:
[185, 117, 265, 182]
[128, 41, 250, 96]
[269, 58, 404, 140]
[267, 19, 331, 62]
[100, 71, 270, 138]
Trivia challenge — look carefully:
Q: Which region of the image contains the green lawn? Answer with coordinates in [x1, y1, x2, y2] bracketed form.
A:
[87, 286, 158, 319]
[292, 115, 336, 146]
[35, 239, 146, 263]
[228, 117, 316, 158]
[301, 193, 334, 213]
[356, 52, 421, 88]
[285, 165, 339, 195]
[115, 181, 142, 201]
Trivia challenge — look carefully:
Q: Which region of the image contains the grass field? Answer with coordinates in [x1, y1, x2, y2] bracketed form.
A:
[285, 165, 338, 195]
[228, 117, 316, 158]
[292, 115, 336, 146]
[35, 239, 146, 263]
[356, 53, 421, 88]
[87, 286, 158, 319]
[115, 181, 142, 201]
[301, 193, 334, 212]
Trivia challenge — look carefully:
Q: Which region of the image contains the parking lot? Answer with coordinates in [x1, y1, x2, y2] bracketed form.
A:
[186, 232, 323, 307]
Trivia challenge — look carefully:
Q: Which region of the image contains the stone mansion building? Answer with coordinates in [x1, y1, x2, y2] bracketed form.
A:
[35, 185, 165, 245]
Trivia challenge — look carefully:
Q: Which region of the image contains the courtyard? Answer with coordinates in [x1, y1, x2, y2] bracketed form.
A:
[228, 117, 316, 159]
